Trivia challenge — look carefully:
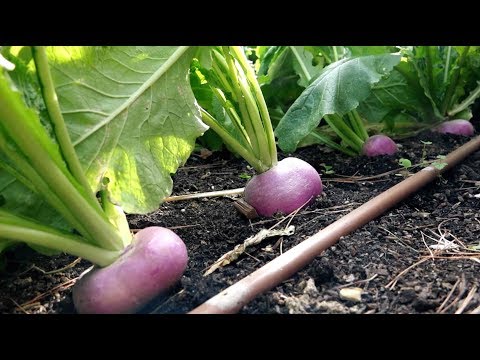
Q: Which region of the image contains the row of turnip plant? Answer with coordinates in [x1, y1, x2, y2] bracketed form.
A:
[0, 46, 478, 313]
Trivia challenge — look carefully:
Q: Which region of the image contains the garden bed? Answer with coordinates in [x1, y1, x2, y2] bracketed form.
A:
[1, 124, 479, 314]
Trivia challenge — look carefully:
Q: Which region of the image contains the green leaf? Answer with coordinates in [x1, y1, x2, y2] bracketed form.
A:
[263, 47, 293, 84]
[261, 75, 305, 115]
[257, 46, 285, 78]
[255, 47, 311, 115]
[308, 46, 348, 63]
[447, 47, 480, 115]
[48, 47, 207, 214]
[347, 46, 398, 57]
[275, 54, 401, 153]
[408, 47, 444, 119]
[432, 161, 448, 170]
[239, 173, 251, 179]
[398, 158, 412, 169]
[358, 65, 436, 124]
[289, 46, 324, 87]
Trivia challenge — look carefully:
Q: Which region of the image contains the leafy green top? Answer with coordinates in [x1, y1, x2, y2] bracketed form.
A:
[47, 46, 207, 213]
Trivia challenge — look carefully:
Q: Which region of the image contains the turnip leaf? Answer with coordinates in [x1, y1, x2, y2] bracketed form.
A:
[47, 46, 207, 213]
[358, 64, 436, 124]
[276, 54, 401, 153]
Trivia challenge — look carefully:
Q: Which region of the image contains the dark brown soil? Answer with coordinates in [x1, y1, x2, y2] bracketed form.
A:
[1, 123, 480, 314]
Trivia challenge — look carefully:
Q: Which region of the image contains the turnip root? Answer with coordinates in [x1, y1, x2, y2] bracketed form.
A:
[73, 227, 188, 314]
[362, 135, 398, 157]
[435, 119, 474, 136]
[244, 157, 322, 217]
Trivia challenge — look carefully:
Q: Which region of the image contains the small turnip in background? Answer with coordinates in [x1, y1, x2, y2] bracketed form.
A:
[362, 135, 398, 157]
[244, 157, 323, 217]
[435, 119, 474, 136]
[73, 227, 188, 314]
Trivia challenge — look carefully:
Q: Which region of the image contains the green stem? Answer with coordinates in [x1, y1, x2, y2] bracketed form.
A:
[309, 131, 357, 156]
[332, 46, 339, 62]
[318, 49, 332, 64]
[443, 46, 452, 85]
[231, 46, 277, 167]
[441, 46, 470, 115]
[210, 87, 252, 148]
[346, 110, 368, 142]
[352, 110, 369, 140]
[221, 47, 261, 159]
[424, 46, 435, 100]
[99, 190, 132, 248]
[447, 81, 480, 117]
[0, 209, 120, 266]
[0, 53, 15, 71]
[211, 51, 236, 99]
[346, 112, 361, 138]
[210, 52, 257, 150]
[0, 220, 120, 267]
[234, 60, 271, 168]
[324, 114, 364, 153]
[289, 46, 312, 82]
[200, 108, 269, 173]
[31, 46, 100, 212]
[0, 133, 92, 240]
[0, 81, 123, 251]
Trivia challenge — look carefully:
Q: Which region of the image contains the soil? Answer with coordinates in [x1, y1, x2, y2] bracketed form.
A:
[1, 121, 480, 314]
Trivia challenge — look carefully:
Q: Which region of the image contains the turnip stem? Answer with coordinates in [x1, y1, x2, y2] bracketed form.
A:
[232, 46, 278, 167]
[443, 46, 452, 85]
[0, 135, 92, 240]
[234, 63, 272, 168]
[308, 131, 357, 156]
[99, 190, 132, 248]
[448, 81, 480, 117]
[210, 87, 251, 148]
[324, 114, 364, 153]
[346, 111, 369, 142]
[332, 46, 339, 62]
[351, 110, 369, 141]
[441, 46, 470, 115]
[424, 46, 435, 103]
[289, 46, 312, 82]
[0, 77, 124, 251]
[0, 226, 119, 267]
[211, 50, 236, 99]
[200, 109, 269, 173]
[0, 211, 120, 266]
[221, 47, 261, 159]
[196, 47, 278, 173]
[31, 46, 101, 213]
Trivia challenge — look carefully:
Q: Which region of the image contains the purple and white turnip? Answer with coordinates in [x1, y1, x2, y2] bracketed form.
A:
[434, 119, 475, 136]
[362, 134, 398, 157]
[244, 157, 323, 217]
[73, 227, 188, 314]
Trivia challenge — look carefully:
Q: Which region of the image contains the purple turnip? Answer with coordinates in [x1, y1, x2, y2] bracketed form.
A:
[73, 227, 188, 314]
[244, 157, 323, 217]
[435, 119, 474, 136]
[362, 135, 398, 157]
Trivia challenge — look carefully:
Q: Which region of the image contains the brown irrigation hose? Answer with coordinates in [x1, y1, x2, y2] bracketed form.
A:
[189, 135, 480, 314]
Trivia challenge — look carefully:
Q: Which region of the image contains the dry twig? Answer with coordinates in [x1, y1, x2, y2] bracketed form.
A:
[455, 285, 478, 314]
[203, 226, 295, 276]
